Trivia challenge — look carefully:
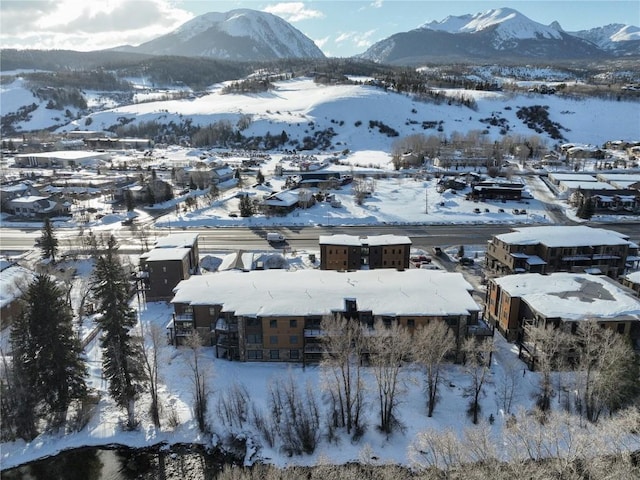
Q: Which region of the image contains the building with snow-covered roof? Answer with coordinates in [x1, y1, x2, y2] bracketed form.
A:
[0, 259, 36, 329]
[140, 233, 200, 300]
[621, 270, 640, 297]
[486, 225, 637, 278]
[13, 150, 110, 168]
[570, 189, 640, 215]
[319, 234, 411, 270]
[168, 269, 483, 363]
[485, 272, 640, 348]
[6, 195, 70, 218]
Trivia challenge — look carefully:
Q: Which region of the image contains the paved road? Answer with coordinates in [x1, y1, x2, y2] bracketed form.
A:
[2, 222, 638, 255]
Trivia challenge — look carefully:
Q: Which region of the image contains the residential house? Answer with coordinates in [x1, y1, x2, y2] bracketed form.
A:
[0, 183, 42, 212]
[168, 269, 484, 363]
[485, 225, 637, 278]
[140, 233, 200, 300]
[319, 234, 411, 270]
[211, 165, 235, 185]
[485, 272, 640, 365]
[6, 195, 70, 218]
[260, 190, 300, 215]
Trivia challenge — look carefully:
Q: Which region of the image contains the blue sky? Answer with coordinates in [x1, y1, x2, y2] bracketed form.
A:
[1, 0, 638, 56]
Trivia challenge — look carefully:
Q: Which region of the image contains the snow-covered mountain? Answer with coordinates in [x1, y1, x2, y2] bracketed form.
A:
[571, 24, 640, 56]
[421, 8, 563, 44]
[118, 9, 325, 61]
[359, 8, 634, 65]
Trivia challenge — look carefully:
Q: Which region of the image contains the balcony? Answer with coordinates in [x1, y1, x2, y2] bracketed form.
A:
[304, 328, 324, 338]
[174, 313, 194, 322]
[215, 317, 238, 332]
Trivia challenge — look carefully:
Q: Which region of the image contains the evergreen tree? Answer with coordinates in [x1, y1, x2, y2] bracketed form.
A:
[38, 217, 59, 263]
[256, 169, 265, 185]
[124, 189, 135, 212]
[92, 236, 145, 428]
[146, 184, 156, 206]
[209, 182, 219, 201]
[239, 195, 254, 217]
[10, 274, 87, 437]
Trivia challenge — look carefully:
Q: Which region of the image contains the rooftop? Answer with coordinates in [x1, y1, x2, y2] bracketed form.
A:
[319, 234, 411, 246]
[494, 225, 631, 248]
[172, 269, 480, 317]
[142, 247, 191, 262]
[154, 233, 199, 248]
[494, 272, 640, 321]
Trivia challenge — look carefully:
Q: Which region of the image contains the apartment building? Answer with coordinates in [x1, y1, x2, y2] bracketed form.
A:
[168, 269, 484, 363]
[140, 233, 200, 300]
[485, 272, 640, 351]
[486, 225, 637, 278]
[319, 234, 411, 270]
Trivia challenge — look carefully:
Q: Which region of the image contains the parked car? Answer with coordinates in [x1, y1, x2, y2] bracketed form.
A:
[433, 246, 443, 256]
[121, 217, 134, 226]
[459, 257, 475, 266]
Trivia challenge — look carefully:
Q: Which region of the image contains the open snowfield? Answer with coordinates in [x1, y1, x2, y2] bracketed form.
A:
[2, 76, 639, 150]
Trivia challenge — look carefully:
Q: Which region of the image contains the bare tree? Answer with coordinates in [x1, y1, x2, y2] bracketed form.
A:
[462, 337, 494, 424]
[573, 319, 639, 423]
[495, 356, 523, 415]
[184, 331, 211, 433]
[217, 381, 250, 430]
[523, 323, 571, 412]
[268, 373, 320, 455]
[412, 321, 455, 417]
[138, 322, 164, 428]
[320, 314, 366, 437]
[366, 319, 412, 434]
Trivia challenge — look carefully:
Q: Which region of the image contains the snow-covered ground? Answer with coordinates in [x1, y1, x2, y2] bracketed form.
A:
[2, 73, 640, 472]
[0, 260, 541, 471]
[2, 76, 639, 150]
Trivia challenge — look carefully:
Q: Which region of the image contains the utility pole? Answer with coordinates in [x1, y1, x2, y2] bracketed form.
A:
[425, 188, 428, 214]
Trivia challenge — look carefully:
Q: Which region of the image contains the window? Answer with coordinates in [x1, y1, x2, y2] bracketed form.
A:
[290, 349, 300, 360]
[270, 349, 280, 360]
[290, 335, 298, 344]
[407, 319, 415, 327]
[617, 323, 626, 334]
[247, 350, 263, 360]
[162, 266, 167, 272]
[246, 318, 260, 327]
[247, 334, 262, 344]
[270, 319, 277, 328]
[209, 307, 216, 316]
[289, 319, 297, 328]
[270, 335, 278, 345]
[164, 279, 168, 284]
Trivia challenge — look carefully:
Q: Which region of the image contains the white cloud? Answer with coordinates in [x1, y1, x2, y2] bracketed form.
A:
[0, 0, 193, 50]
[370, 0, 383, 8]
[315, 35, 330, 49]
[263, 2, 324, 22]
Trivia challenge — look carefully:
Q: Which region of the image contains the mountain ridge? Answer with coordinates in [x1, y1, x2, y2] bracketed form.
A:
[115, 9, 325, 61]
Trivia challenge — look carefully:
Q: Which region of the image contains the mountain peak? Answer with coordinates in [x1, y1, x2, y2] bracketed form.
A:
[130, 8, 325, 61]
[421, 7, 563, 42]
